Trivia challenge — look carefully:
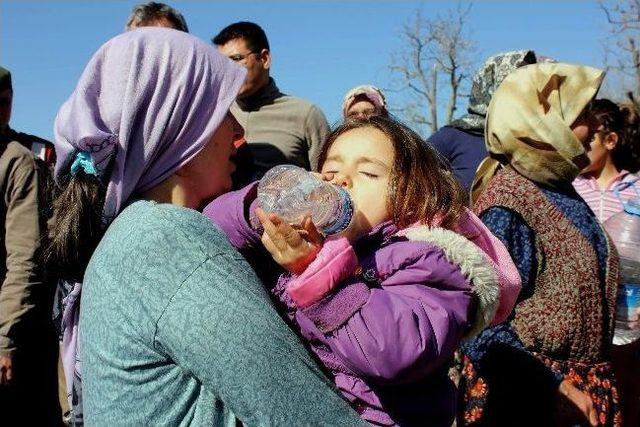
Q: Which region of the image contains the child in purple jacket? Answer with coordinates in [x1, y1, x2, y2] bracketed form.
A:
[204, 116, 520, 426]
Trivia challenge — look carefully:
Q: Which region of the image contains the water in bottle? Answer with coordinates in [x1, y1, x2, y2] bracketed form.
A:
[257, 164, 354, 236]
[603, 197, 640, 345]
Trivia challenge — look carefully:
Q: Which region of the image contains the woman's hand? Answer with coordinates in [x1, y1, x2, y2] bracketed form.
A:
[256, 208, 323, 275]
[557, 379, 598, 426]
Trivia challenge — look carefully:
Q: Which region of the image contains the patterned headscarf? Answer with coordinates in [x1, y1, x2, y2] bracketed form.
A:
[451, 50, 537, 135]
[482, 62, 604, 189]
[54, 27, 246, 223]
[342, 84, 388, 118]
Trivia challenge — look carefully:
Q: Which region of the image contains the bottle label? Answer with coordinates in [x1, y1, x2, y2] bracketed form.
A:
[615, 283, 640, 331]
[322, 186, 354, 236]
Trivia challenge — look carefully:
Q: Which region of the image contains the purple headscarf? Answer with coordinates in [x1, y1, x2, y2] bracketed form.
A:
[54, 27, 246, 222]
[53, 28, 245, 421]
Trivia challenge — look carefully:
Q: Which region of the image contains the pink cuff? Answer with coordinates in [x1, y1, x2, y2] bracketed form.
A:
[287, 237, 358, 308]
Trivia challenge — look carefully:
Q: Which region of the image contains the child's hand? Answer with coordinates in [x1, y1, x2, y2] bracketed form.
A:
[256, 208, 323, 275]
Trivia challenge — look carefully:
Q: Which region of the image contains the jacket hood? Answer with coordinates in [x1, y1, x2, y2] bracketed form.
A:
[397, 209, 521, 338]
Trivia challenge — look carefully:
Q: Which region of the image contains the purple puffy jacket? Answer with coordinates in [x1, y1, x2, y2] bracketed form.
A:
[203, 183, 519, 426]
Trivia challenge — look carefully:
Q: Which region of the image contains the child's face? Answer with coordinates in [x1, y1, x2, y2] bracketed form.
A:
[320, 127, 394, 240]
[581, 125, 618, 174]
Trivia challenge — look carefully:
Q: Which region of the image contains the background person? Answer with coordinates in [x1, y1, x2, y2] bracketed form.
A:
[429, 50, 537, 198]
[0, 65, 60, 425]
[213, 21, 330, 176]
[574, 99, 640, 222]
[125, 1, 188, 32]
[342, 85, 389, 120]
[573, 99, 640, 427]
[48, 28, 364, 426]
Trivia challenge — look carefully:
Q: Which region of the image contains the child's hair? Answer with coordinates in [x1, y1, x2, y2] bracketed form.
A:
[45, 171, 106, 283]
[591, 98, 640, 173]
[317, 116, 465, 230]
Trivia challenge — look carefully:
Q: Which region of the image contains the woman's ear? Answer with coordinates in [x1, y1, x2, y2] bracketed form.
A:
[604, 132, 619, 151]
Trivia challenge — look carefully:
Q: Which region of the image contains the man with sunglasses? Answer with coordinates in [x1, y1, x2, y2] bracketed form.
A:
[213, 22, 330, 178]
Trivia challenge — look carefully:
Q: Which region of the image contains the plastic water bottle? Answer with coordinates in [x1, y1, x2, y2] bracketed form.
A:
[257, 165, 354, 236]
[603, 198, 640, 345]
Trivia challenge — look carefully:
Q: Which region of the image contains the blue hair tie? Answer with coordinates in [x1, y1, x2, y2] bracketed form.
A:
[70, 151, 98, 176]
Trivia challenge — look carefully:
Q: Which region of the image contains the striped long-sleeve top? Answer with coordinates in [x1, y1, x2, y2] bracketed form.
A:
[573, 170, 640, 223]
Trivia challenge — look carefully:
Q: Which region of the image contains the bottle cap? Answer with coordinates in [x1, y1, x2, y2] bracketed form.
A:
[322, 186, 354, 235]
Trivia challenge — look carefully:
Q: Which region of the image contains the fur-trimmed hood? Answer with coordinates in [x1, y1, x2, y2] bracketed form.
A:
[398, 209, 521, 338]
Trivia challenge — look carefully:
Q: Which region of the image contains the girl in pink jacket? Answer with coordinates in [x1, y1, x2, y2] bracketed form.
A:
[205, 116, 520, 426]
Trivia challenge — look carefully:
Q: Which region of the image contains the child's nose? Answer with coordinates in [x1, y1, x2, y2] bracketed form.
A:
[333, 173, 351, 188]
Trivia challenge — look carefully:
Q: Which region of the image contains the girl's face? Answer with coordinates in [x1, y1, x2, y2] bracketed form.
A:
[320, 127, 394, 240]
[582, 127, 618, 174]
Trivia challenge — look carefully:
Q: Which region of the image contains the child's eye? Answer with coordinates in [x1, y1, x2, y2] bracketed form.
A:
[360, 171, 379, 178]
[323, 170, 338, 174]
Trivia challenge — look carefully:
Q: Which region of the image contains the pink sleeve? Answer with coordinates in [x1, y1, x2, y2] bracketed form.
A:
[287, 237, 359, 308]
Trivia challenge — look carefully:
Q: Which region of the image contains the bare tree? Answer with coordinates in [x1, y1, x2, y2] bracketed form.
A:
[601, 0, 640, 110]
[388, 3, 473, 134]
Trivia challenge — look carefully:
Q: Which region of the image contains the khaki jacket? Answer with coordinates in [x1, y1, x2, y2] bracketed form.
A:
[0, 140, 44, 357]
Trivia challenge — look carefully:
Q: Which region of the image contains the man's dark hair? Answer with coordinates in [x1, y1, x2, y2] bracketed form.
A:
[126, 2, 189, 32]
[212, 22, 270, 52]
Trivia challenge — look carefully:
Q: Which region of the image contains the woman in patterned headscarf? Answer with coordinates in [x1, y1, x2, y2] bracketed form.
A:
[429, 50, 537, 197]
[458, 63, 621, 426]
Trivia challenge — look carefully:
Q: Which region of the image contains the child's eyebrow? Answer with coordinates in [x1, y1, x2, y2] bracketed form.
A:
[324, 154, 342, 163]
[324, 154, 390, 169]
[357, 157, 390, 169]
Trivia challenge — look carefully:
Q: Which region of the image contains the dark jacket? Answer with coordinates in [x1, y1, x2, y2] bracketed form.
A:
[428, 126, 488, 197]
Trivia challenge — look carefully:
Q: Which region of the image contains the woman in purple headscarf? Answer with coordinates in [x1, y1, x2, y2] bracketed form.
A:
[46, 28, 363, 426]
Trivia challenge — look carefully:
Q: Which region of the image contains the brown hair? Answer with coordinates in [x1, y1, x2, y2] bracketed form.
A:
[45, 171, 106, 283]
[591, 99, 640, 173]
[318, 116, 465, 230]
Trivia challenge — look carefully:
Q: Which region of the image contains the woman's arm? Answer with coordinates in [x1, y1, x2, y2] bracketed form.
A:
[203, 183, 287, 283]
[202, 182, 262, 251]
[154, 249, 365, 426]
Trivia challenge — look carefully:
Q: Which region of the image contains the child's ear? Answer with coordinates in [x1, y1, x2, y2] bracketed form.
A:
[604, 132, 619, 151]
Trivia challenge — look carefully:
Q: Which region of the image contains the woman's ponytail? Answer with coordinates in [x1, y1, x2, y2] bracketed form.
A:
[45, 171, 106, 283]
